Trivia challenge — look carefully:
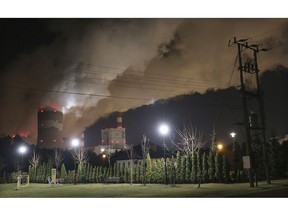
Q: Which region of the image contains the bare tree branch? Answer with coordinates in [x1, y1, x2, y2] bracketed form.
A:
[50, 148, 64, 171]
[171, 122, 204, 155]
[29, 149, 41, 169]
[71, 147, 88, 168]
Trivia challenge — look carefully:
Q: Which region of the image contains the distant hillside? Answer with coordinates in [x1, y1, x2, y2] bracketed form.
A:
[84, 68, 288, 149]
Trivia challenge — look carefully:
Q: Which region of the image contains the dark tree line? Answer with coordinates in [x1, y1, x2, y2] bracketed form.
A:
[1, 134, 288, 184]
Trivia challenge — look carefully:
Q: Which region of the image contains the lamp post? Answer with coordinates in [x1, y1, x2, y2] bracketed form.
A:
[159, 124, 169, 185]
[71, 138, 79, 185]
[18, 145, 27, 173]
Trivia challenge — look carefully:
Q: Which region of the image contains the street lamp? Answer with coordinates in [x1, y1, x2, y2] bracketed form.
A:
[18, 145, 27, 172]
[230, 132, 236, 139]
[71, 138, 79, 184]
[159, 124, 169, 185]
[217, 143, 223, 151]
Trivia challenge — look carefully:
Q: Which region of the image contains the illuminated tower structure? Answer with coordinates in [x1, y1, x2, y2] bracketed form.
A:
[37, 107, 64, 149]
[95, 112, 128, 154]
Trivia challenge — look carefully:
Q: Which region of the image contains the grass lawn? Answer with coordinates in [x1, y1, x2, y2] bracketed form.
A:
[1, 179, 288, 198]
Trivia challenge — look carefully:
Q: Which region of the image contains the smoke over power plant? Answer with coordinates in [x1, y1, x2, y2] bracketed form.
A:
[1, 19, 288, 144]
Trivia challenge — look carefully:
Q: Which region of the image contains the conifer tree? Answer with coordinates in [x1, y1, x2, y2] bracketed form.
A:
[89, 165, 93, 183]
[135, 163, 139, 183]
[196, 150, 202, 186]
[191, 152, 197, 183]
[166, 158, 171, 184]
[60, 163, 67, 179]
[208, 150, 216, 183]
[180, 155, 186, 183]
[86, 163, 90, 182]
[175, 151, 181, 183]
[151, 159, 157, 183]
[215, 151, 223, 183]
[28, 165, 35, 182]
[222, 155, 229, 184]
[202, 152, 209, 183]
[185, 153, 192, 183]
[132, 166, 137, 183]
[146, 153, 152, 183]
[92, 167, 96, 183]
[117, 163, 121, 177]
[96, 166, 100, 183]
[121, 163, 125, 179]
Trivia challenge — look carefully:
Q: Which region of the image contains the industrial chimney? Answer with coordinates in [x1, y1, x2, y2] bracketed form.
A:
[117, 112, 122, 128]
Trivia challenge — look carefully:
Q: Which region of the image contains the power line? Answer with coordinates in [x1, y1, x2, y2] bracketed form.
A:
[0, 84, 151, 101]
[65, 61, 231, 85]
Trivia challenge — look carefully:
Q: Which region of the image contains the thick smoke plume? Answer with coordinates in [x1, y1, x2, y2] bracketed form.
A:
[1, 19, 288, 144]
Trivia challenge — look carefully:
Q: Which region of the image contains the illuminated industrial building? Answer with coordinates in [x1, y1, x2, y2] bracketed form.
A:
[37, 107, 64, 149]
[94, 112, 129, 154]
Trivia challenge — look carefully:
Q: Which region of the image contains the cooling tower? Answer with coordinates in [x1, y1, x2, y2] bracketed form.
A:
[37, 107, 64, 149]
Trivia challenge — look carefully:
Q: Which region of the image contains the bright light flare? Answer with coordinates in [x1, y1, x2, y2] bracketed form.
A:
[230, 132, 236, 138]
[217, 144, 223, 151]
[159, 124, 169, 136]
[71, 138, 80, 147]
[18, 145, 27, 154]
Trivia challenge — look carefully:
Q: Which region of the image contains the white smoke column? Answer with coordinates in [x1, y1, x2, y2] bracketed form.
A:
[0, 19, 182, 141]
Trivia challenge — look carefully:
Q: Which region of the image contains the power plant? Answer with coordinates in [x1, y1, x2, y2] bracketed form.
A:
[94, 112, 129, 154]
[37, 107, 64, 149]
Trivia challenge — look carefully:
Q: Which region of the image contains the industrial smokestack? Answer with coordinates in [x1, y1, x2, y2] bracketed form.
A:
[117, 112, 122, 128]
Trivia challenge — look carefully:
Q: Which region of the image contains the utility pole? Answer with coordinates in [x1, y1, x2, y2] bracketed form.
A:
[228, 37, 271, 187]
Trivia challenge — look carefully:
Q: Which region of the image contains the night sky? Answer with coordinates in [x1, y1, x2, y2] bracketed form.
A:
[0, 18, 288, 147]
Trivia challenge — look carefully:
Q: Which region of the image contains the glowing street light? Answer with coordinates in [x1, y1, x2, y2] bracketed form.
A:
[159, 124, 169, 136]
[71, 138, 80, 147]
[230, 132, 236, 138]
[71, 138, 80, 184]
[18, 145, 27, 172]
[18, 145, 27, 154]
[217, 143, 223, 151]
[159, 123, 169, 185]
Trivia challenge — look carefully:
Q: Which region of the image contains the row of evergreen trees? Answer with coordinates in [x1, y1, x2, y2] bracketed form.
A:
[3, 136, 284, 184]
[23, 148, 234, 184]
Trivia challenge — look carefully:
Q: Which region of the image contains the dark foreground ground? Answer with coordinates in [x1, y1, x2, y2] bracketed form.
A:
[0, 179, 288, 198]
[245, 187, 288, 197]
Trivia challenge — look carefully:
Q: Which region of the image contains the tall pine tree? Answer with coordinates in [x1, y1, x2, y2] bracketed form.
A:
[196, 150, 202, 186]
[208, 150, 216, 183]
[215, 151, 223, 183]
[202, 152, 209, 183]
[60, 163, 67, 179]
[175, 151, 181, 184]
[191, 152, 197, 183]
[180, 155, 186, 183]
[185, 153, 192, 183]
[222, 155, 229, 184]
